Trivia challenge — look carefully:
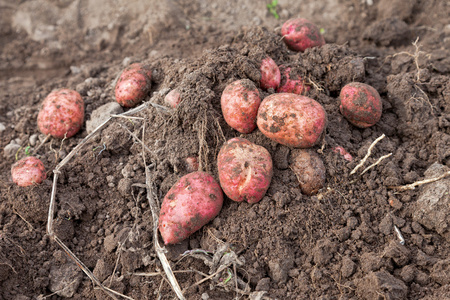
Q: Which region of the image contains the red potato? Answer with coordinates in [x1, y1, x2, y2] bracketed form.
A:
[339, 82, 382, 128]
[257, 93, 327, 148]
[164, 89, 182, 108]
[11, 156, 46, 187]
[260, 56, 281, 90]
[290, 149, 326, 195]
[217, 137, 273, 204]
[115, 63, 152, 108]
[221, 79, 261, 134]
[281, 18, 325, 52]
[158, 171, 223, 245]
[37, 89, 84, 139]
[277, 65, 310, 95]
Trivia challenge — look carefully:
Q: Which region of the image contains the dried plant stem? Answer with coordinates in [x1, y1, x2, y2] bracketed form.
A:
[350, 134, 385, 175]
[141, 122, 186, 300]
[46, 101, 150, 299]
[360, 153, 392, 175]
[389, 170, 450, 191]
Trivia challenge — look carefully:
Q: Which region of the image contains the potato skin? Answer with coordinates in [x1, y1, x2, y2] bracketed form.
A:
[339, 82, 382, 128]
[277, 65, 310, 95]
[164, 88, 182, 108]
[257, 93, 327, 148]
[281, 18, 325, 52]
[221, 79, 261, 134]
[115, 63, 152, 108]
[217, 137, 273, 204]
[290, 149, 325, 195]
[260, 56, 281, 90]
[158, 171, 223, 245]
[11, 156, 46, 187]
[37, 89, 85, 139]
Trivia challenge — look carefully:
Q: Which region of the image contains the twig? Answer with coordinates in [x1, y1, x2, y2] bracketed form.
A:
[389, 170, 450, 191]
[32, 134, 50, 155]
[142, 122, 186, 300]
[350, 134, 385, 175]
[360, 153, 392, 175]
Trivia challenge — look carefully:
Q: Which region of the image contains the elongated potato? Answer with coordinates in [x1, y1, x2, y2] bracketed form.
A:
[221, 79, 261, 134]
[217, 137, 273, 204]
[260, 56, 281, 90]
[257, 93, 327, 148]
[158, 171, 223, 245]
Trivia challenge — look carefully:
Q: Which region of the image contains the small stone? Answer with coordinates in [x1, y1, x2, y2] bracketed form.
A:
[341, 256, 356, 278]
[29, 134, 38, 146]
[104, 234, 116, 253]
[3, 142, 21, 158]
[0, 123, 6, 132]
[93, 258, 113, 282]
[86, 102, 123, 134]
[117, 178, 132, 197]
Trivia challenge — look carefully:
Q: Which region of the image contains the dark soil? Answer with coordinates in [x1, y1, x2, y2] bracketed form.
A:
[1, 0, 450, 299]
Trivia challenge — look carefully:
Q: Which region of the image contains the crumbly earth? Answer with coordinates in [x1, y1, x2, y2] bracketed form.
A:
[1, 0, 450, 299]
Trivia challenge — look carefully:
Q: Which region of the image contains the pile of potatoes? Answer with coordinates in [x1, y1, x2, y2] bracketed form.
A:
[10, 18, 383, 247]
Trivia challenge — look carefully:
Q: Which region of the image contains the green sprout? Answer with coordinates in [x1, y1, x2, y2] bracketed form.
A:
[320, 28, 326, 35]
[267, 0, 279, 19]
[24, 146, 31, 156]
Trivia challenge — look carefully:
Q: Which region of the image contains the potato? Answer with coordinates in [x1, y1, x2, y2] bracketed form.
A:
[277, 65, 310, 95]
[290, 149, 325, 195]
[158, 171, 223, 245]
[11, 156, 46, 187]
[37, 88, 85, 139]
[164, 88, 182, 108]
[339, 82, 382, 128]
[281, 18, 325, 52]
[260, 56, 281, 90]
[115, 63, 152, 107]
[257, 93, 327, 148]
[217, 137, 273, 204]
[221, 79, 261, 134]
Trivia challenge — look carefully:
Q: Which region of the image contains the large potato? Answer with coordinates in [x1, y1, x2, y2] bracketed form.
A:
[257, 93, 327, 148]
[290, 149, 326, 195]
[221, 79, 261, 134]
[115, 63, 152, 108]
[217, 137, 273, 204]
[339, 82, 382, 128]
[37, 89, 85, 139]
[158, 171, 223, 245]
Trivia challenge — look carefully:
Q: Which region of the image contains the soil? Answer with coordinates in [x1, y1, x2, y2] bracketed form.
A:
[1, 0, 450, 299]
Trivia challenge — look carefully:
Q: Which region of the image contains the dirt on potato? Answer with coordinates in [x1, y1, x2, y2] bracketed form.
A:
[1, 0, 450, 300]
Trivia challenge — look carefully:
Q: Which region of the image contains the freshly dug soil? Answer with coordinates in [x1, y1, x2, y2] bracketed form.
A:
[1, 0, 450, 299]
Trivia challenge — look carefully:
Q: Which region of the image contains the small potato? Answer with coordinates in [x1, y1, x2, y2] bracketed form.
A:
[11, 156, 46, 187]
[260, 56, 281, 90]
[281, 18, 325, 52]
[221, 79, 261, 134]
[257, 93, 327, 148]
[217, 137, 273, 204]
[37, 89, 84, 139]
[277, 65, 310, 95]
[339, 82, 382, 128]
[164, 88, 182, 108]
[158, 171, 223, 245]
[115, 63, 152, 108]
[290, 149, 326, 195]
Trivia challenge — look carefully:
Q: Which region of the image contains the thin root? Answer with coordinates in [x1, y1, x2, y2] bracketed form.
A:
[389, 170, 450, 191]
[360, 153, 392, 175]
[350, 134, 385, 175]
